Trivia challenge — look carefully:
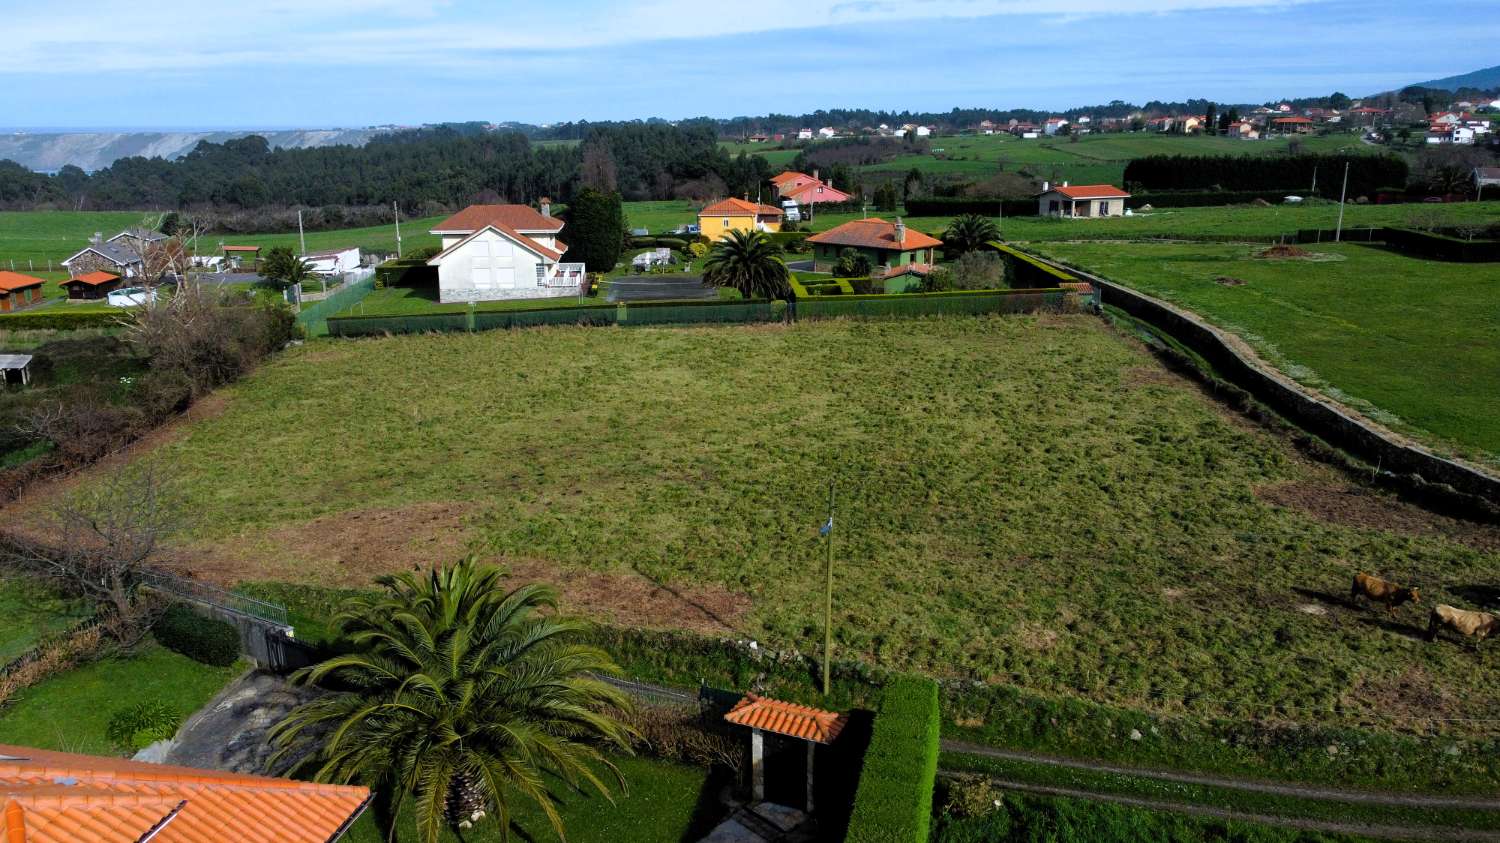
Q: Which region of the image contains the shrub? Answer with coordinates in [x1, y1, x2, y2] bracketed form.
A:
[374, 259, 436, 289]
[106, 699, 182, 752]
[621, 704, 742, 773]
[845, 675, 940, 843]
[948, 251, 1006, 290]
[834, 248, 872, 278]
[153, 603, 241, 666]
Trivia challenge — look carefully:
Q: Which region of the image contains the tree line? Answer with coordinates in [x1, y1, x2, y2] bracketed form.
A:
[0, 123, 773, 214]
[1122, 153, 1410, 197]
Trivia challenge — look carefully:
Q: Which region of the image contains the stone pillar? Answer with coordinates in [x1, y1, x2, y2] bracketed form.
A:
[805, 742, 816, 813]
[750, 729, 764, 802]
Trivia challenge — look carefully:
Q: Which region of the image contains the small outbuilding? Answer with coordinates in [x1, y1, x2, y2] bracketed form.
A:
[222, 245, 262, 269]
[725, 693, 849, 813]
[59, 270, 123, 300]
[0, 272, 46, 312]
[0, 354, 35, 387]
[1036, 183, 1131, 218]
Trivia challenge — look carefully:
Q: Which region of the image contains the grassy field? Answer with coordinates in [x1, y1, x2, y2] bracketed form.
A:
[1031, 241, 1500, 466]
[0, 644, 242, 755]
[0, 576, 90, 663]
[343, 755, 718, 843]
[40, 316, 1499, 745]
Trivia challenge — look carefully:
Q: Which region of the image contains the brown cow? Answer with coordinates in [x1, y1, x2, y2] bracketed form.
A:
[1349, 573, 1419, 613]
[1427, 604, 1499, 647]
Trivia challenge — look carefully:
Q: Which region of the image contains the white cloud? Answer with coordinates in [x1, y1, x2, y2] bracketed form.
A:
[1, 0, 1318, 74]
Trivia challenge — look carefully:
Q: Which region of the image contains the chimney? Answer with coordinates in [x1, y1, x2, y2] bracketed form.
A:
[539, 198, 551, 218]
[91, 231, 102, 246]
[1042, 181, 1050, 192]
[1062, 180, 1069, 187]
[894, 217, 906, 246]
[813, 169, 819, 184]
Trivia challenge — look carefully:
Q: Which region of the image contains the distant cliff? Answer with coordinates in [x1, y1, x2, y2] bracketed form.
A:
[0, 128, 389, 173]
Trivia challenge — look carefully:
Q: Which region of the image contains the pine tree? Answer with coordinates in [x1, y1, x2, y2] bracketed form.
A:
[562, 188, 625, 272]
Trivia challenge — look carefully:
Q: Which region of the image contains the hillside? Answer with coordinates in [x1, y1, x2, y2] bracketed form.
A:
[0, 127, 388, 173]
[1409, 63, 1500, 92]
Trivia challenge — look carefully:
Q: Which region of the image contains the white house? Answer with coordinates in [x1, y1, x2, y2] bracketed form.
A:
[304, 246, 361, 275]
[797, 128, 814, 140]
[1226, 121, 1260, 140]
[1036, 182, 1131, 218]
[817, 127, 837, 139]
[426, 203, 584, 304]
[1043, 117, 1069, 135]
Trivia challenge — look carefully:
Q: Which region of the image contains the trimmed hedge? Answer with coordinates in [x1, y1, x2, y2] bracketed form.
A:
[1123, 153, 1407, 197]
[153, 603, 241, 667]
[0, 309, 124, 330]
[988, 242, 1080, 287]
[904, 197, 1035, 218]
[846, 676, 940, 843]
[374, 259, 436, 289]
[1382, 227, 1500, 262]
[790, 277, 856, 298]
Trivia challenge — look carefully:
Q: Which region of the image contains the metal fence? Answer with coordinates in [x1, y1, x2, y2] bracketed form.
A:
[296, 269, 377, 337]
[139, 569, 289, 625]
[325, 288, 1071, 338]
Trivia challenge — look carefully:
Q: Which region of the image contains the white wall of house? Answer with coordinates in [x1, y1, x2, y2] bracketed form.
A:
[306, 247, 361, 275]
[1037, 192, 1126, 217]
[435, 228, 571, 304]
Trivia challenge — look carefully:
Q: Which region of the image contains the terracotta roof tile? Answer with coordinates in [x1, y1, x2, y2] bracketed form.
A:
[425, 223, 564, 265]
[0, 272, 45, 293]
[699, 198, 783, 217]
[770, 171, 812, 185]
[805, 218, 942, 251]
[724, 695, 848, 744]
[432, 204, 563, 234]
[0, 744, 369, 843]
[68, 271, 121, 286]
[1043, 184, 1132, 200]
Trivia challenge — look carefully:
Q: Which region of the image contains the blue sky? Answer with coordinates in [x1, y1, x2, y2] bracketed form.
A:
[2, 0, 1496, 129]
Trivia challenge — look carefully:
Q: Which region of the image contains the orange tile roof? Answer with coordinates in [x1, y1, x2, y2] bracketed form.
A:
[724, 695, 849, 744]
[699, 197, 784, 217]
[1272, 116, 1314, 124]
[0, 744, 369, 843]
[805, 218, 942, 251]
[221, 245, 260, 252]
[431, 204, 563, 234]
[1045, 184, 1132, 200]
[770, 171, 812, 185]
[68, 271, 121, 286]
[0, 272, 45, 293]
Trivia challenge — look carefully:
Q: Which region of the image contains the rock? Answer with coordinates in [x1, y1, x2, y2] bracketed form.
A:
[1129, 729, 1143, 741]
[1446, 745, 1461, 756]
[1326, 744, 1339, 756]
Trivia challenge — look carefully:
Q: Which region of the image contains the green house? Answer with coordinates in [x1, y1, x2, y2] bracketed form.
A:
[806, 218, 942, 274]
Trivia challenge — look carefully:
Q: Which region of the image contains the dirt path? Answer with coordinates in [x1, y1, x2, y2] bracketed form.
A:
[940, 740, 1500, 810]
[953, 777, 1500, 842]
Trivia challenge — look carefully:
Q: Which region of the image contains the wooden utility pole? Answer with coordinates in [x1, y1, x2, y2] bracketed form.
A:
[393, 201, 403, 258]
[1335, 161, 1350, 242]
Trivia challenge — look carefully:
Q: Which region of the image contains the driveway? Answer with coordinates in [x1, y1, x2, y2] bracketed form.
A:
[607, 275, 717, 302]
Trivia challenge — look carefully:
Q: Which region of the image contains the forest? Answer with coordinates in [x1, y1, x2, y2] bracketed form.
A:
[0, 123, 773, 214]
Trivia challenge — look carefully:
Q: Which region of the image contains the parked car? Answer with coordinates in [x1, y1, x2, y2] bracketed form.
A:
[106, 286, 157, 307]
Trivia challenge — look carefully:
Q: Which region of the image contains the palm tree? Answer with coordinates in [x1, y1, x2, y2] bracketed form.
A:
[261, 246, 319, 299]
[941, 214, 1001, 257]
[271, 558, 635, 843]
[702, 229, 792, 300]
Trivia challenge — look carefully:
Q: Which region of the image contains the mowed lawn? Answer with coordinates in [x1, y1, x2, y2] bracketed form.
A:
[68, 316, 1500, 736]
[1032, 241, 1500, 465]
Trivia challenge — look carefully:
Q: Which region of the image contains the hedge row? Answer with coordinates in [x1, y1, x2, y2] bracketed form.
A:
[906, 191, 1302, 217]
[153, 603, 241, 667]
[1382, 227, 1500, 262]
[374, 259, 436, 289]
[629, 236, 690, 250]
[1123, 153, 1408, 197]
[845, 676, 940, 843]
[904, 198, 1036, 217]
[790, 277, 856, 297]
[988, 242, 1080, 287]
[0, 308, 124, 330]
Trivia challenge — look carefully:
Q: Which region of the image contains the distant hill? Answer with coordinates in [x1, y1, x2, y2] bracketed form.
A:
[1409, 64, 1500, 93]
[0, 128, 389, 173]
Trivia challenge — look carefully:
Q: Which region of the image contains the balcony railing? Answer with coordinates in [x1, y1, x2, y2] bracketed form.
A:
[542, 262, 587, 288]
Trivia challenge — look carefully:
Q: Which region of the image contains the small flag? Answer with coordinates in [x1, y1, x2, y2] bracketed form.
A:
[820, 516, 833, 536]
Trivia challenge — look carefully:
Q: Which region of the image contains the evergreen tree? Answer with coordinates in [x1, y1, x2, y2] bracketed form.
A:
[1203, 102, 1218, 135]
[562, 188, 625, 272]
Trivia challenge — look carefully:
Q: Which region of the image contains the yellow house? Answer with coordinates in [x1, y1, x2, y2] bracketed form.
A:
[698, 197, 784, 241]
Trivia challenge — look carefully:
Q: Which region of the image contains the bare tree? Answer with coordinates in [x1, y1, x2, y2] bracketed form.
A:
[0, 464, 183, 642]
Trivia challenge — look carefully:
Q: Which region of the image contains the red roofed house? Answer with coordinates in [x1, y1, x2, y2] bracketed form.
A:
[1272, 116, 1314, 135]
[426, 201, 584, 304]
[1226, 121, 1260, 140]
[1037, 183, 1131, 218]
[0, 272, 46, 312]
[0, 742, 369, 843]
[805, 217, 942, 276]
[771, 170, 852, 208]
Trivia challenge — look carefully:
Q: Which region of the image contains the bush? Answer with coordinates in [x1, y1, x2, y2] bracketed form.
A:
[845, 675, 940, 843]
[765, 231, 808, 251]
[153, 603, 241, 666]
[375, 259, 436, 289]
[106, 699, 182, 752]
[947, 251, 1006, 290]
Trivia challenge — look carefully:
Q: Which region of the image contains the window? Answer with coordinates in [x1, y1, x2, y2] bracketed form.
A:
[723, 219, 730, 228]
